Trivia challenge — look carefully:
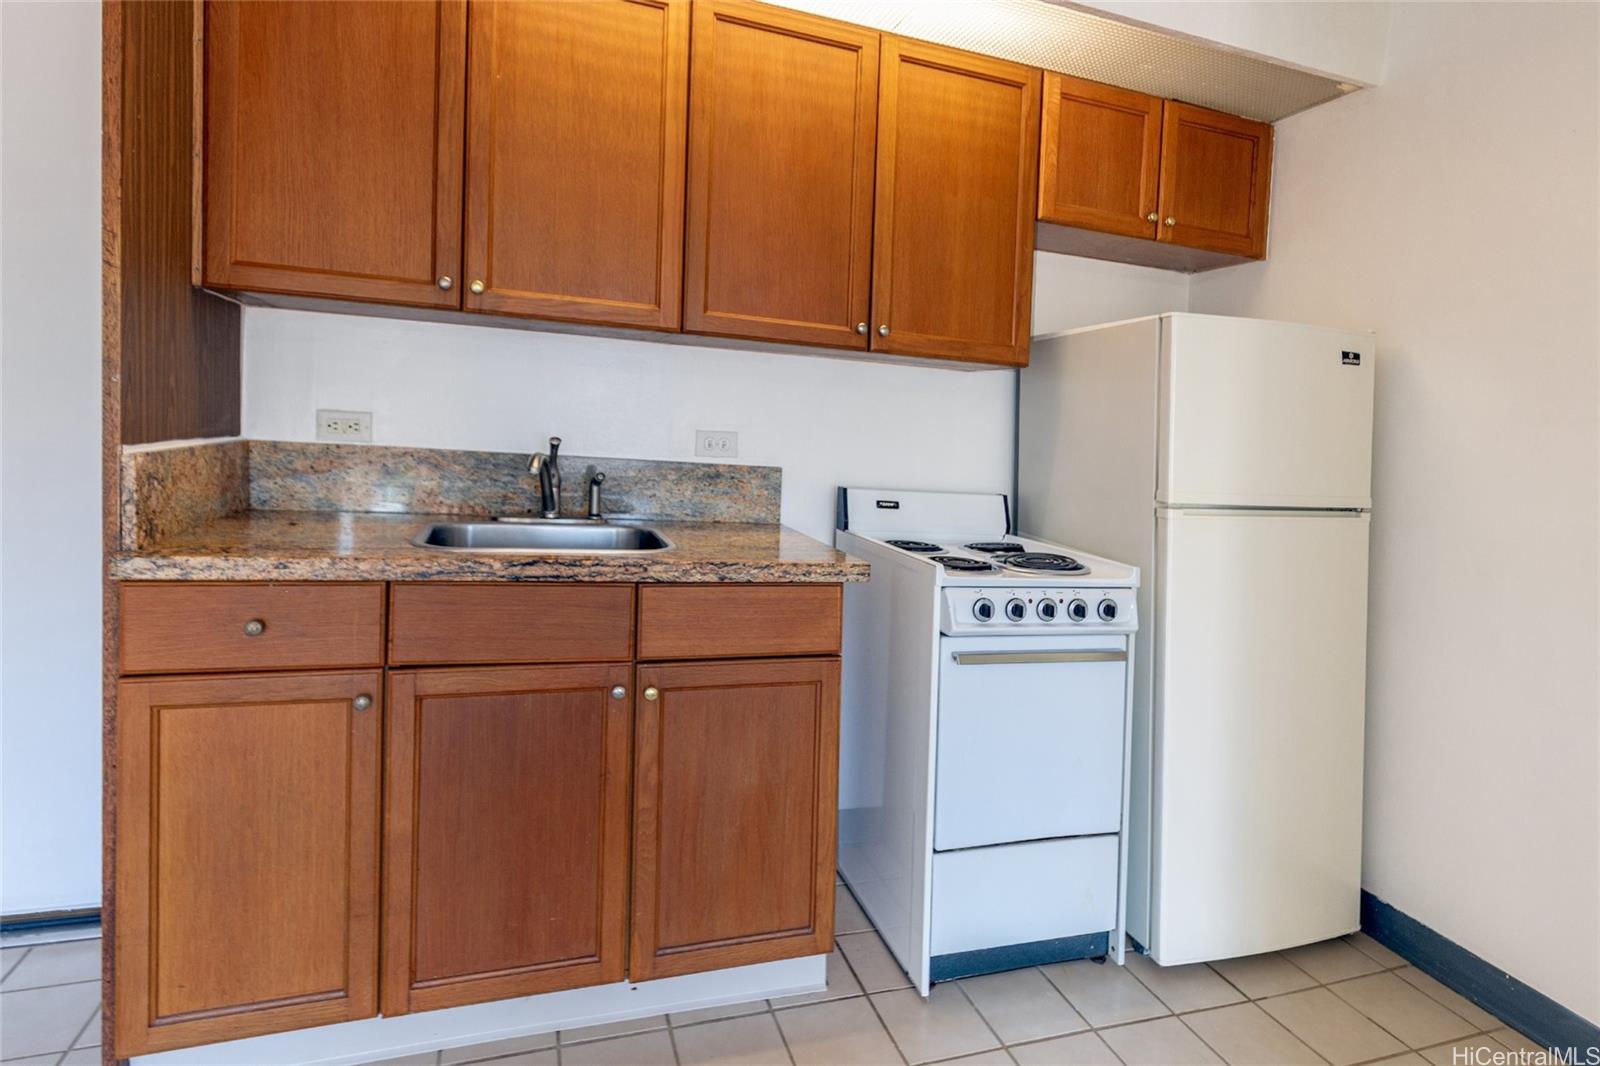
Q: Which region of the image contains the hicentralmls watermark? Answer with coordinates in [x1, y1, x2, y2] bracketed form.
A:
[1453, 1046, 1600, 1066]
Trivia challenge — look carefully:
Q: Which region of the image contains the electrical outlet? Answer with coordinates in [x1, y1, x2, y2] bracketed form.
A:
[695, 429, 738, 458]
[316, 409, 372, 442]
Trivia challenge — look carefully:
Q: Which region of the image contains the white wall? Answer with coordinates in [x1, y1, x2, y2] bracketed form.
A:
[1075, 0, 1392, 85]
[0, 0, 104, 913]
[1188, 2, 1600, 1023]
[244, 254, 1189, 542]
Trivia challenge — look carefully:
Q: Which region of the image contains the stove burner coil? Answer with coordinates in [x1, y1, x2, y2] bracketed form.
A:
[931, 555, 998, 573]
[887, 539, 943, 553]
[964, 541, 1025, 553]
[993, 551, 1088, 574]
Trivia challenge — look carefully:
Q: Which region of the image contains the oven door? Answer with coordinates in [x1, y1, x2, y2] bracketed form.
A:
[934, 633, 1128, 851]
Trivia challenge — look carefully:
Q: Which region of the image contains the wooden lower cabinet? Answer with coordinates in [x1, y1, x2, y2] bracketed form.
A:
[630, 657, 840, 979]
[381, 664, 633, 1013]
[114, 671, 382, 1055]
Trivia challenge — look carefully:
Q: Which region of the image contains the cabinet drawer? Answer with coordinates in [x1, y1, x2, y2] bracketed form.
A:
[119, 583, 384, 675]
[637, 584, 841, 660]
[388, 584, 634, 665]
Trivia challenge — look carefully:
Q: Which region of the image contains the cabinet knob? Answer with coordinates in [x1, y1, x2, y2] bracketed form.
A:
[856, 322, 867, 335]
[878, 324, 890, 337]
[610, 685, 627, 699]
[352, 694, 373, 712]
[1164, 217, 1176, 227]
[469, 279, 485, 295]
[242, 618, 265, 637]
[1146, 213, 1158, 223]
[437, 275, 453, 291]
[643, 686, 660, 701]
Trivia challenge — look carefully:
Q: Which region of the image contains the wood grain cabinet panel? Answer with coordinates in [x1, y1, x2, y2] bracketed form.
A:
[202, 0, 465, 306]
[631, 657, 839, 979]
[463, 0, 689, 328]
[119, 583, 385, 675]
[870, 38, 1040, 366]
[382, 665, 633, 1013]
[1039, 73, 1162, 240]
[114, 671, 381, 1055]
[637, 584, 842, 660]
[1157, 101, 1273, 259]
[388, 583, 635, 665]
[682, 1, 878, 348]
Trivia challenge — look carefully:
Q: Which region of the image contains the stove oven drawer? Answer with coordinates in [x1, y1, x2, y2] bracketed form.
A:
[930, 836, 1119, 956]
[935, 635, 1127, 851]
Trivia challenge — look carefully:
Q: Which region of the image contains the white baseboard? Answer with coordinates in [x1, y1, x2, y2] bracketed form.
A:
[133, 955, 827, 1066]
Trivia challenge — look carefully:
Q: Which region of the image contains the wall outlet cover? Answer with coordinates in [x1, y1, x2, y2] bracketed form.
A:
[695, 429, 738, 458]
[316, 409, 372, 442]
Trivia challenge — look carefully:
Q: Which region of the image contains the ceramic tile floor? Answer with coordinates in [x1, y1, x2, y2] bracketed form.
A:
[0, 889, 1547, 1066]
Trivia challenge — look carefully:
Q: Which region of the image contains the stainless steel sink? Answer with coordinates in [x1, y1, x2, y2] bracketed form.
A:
[411, 521, 672, 553]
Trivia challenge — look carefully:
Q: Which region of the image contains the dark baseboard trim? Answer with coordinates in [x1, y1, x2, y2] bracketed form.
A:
[1361, 890, 1599, 1055]
[930, 931, 1109, 983]
[0, 907, 101, 933]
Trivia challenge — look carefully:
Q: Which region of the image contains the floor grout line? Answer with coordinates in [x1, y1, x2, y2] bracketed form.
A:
[0, 975, 104, 996]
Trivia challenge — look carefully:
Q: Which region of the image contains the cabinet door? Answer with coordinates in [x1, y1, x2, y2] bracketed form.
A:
[382, 665, 632, 1013]
[463, 0, 689, 328]
[683, 1, 878, 348]
[114, 672, 381, 1055]
[1039, 73, 1162, 240]
[1157, 102, 1273, 258]
[870, 38, 1040, 366]
[203, 1, 465, 306]
[632, 657, 840, 979]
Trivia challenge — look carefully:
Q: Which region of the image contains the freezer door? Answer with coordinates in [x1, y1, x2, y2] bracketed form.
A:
[1151, 509, 1368, 963]
[1159, 315, 1374, 509]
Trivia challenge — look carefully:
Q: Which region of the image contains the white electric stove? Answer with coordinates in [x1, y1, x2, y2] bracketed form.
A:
[835, 488, 1140, 994]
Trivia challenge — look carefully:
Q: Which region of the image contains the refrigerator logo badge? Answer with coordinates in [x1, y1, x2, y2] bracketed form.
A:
[875, 499, 901, 509]
[1341, 350, 1362, 366]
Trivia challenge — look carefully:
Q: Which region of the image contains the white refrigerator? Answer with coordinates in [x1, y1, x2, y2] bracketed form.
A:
[1017, 313, 1375, 965]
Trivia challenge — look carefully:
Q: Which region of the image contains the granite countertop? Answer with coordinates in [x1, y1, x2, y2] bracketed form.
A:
[110, 511, 870, 584]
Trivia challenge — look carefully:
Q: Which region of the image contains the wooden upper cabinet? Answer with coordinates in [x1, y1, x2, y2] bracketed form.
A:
[870, 38, 1040, 367]
[114, 671, 381, 1055]
[683, 1, 878, 348]
[463, 0, 689, 328]
[1157, 101, 1273, 259]
[631, 657, 840, 979]
[203, 1, 465, 307]
[1039, 73, 1162, 240]
[382, 665, 632, 1013]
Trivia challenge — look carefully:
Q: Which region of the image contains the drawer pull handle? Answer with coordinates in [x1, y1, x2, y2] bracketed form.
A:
[242, 619, 266, 637]
[950, 650, 1126, 665]
[643, 686, 660, 701]
[352, 694, 373, 712]
[610, 685, 627, 699]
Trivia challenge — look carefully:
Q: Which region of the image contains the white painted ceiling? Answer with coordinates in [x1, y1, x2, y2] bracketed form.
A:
[767, 0, 1361, 122]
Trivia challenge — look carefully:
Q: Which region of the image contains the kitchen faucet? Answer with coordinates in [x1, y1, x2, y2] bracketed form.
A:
[528, 436, 562, 518]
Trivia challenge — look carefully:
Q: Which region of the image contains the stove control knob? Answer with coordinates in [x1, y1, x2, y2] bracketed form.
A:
[972, 597, 995, 622]
[1005, 598, 1028, 622]
[1036, 599, 1058, 622]
[1097, 598, 1119, 622]
[1066, 598, 1089, 622]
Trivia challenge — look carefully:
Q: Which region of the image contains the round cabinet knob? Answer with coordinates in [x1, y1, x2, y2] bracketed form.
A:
[352, 694, 373, 712]
[469, 279, 486, 294]
[242, 619, 266, 637]
[1097, 599, 1119, 622]
[878, 324, 890, 337]
[437, 275, 453, 291]
[610, 685, 627, 699]
[1146, 212, 1159, 223]
[1066, 598, 1089, 622]
[1164, 217, 1176, 227]
[1036, 599, 1058, 622]
[1004, 598, 1028, 622]
[643, 686, 660, 702]
[972, 597, 995, 622]
[856, 322, 868, 335]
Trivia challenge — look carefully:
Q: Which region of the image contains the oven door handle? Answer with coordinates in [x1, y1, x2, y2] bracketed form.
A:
[949, 650, 1127, 665]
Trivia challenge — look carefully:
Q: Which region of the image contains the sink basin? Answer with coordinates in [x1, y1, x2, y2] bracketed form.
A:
[411, 521, 672, 553]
